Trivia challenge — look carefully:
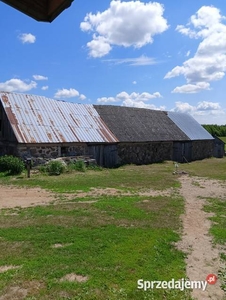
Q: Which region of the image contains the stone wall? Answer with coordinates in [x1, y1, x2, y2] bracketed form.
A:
[17, 143, 89, 165]
[117, 142, 173, 165]
[192, 140, 214, 160]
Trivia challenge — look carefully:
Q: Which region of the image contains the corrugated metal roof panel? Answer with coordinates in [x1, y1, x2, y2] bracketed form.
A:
[167, 112, 214, 140]
[0, 92, 118, 143]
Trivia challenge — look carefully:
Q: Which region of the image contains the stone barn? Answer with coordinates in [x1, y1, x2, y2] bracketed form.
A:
[0, 92, 118, 165]
[0, 92, 216, 167]
[94, 105, 211, 165]
[167, 112, 214, 162]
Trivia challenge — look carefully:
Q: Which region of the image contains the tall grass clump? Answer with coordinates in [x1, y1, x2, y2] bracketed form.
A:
[68, 160, 86, 172]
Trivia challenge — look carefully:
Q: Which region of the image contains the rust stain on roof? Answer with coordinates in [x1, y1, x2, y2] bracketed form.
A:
[0, 92, 118, 144]
[2, 95, 9, 105]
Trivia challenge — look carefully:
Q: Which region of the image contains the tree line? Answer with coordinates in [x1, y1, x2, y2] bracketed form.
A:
[202, 124, 226, 136]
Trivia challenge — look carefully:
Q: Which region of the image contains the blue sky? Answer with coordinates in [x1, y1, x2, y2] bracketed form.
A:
[0, 0, 226, 124]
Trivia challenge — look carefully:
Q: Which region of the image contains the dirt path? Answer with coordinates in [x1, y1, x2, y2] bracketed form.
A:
[0, 185, 55, 209]
[178, 175, 226, 300]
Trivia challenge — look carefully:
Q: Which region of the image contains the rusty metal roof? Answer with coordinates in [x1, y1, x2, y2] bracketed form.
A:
[0, 92, 118, 144]
[1, 0, 74, 22]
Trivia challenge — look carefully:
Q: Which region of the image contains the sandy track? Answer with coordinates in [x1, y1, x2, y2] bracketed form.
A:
[178, 176, 226, 300]
[0, 185, 55, 209]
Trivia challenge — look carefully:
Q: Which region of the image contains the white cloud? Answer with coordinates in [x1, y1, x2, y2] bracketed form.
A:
[87, 35, 112, 58]
[97, 91, 163, 109]
[41, 86, 49, 91]
[0, 78, 37, 92]
[172, 82, 210, 93]
[54, 88, 80, 99]
[103, 55, 157, 66]
[33, 75, 48, 81]
[79, 94, 86, 100]
[97, 97, 119, 104]
[172, 102, 196, 114]
[172, 101, 225, 123]
[18, 33, 36, 44]
[81, 0, 168, 57]
[121, 99, 166, 110]
[186, 50, 190, 57]
[133, 81, 137, 85]
[196, 101, 221, 111]
[165, 6, 226, 93]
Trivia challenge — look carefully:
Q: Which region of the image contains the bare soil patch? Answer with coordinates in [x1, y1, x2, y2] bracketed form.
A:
[177, 175, 226, 300]
[60, 273, 88, 283]
[0, 265, 21, 273]
[0, 185, 55, 209]
[63, 187, 174, 200]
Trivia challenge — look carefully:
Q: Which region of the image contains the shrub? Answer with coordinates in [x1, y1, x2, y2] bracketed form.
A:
[67, 160, 88, 173]
[38, 165, 47, 174]
[0, 155, 25, 175]
[74, 160, 86, 172]
[46, 160, 65, 175]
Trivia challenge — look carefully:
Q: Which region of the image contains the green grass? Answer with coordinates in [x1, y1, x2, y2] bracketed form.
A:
[1, 157, 226, 299]
[0, 162, 180, 193]
[177, 157, 226, 180]
[203, 197, 226, 293]
[0, 195, 191, 299]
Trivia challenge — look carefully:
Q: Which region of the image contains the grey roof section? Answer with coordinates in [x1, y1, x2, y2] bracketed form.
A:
[167, 112, 214, 140]
[0, 92, 118, 144]
[94, 105, 189, 142]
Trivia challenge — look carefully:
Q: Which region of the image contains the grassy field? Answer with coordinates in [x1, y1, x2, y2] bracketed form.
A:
[0, 161, 181, 193]
[0, 157, 225, 299]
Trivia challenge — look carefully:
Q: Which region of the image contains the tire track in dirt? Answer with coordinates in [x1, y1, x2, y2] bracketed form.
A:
[177, 175, 226, 300]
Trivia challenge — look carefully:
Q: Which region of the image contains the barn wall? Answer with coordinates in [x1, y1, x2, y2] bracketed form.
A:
[0, 102, 18, 156]
[213, 137, 225, 158]
[0, 102, 17, 143]
[16, 143, 89, 164]
[0, 142, 18, 157]
[88, 144, 118, 168]
[191, 140, 214, 160]
[117, 142, 173, 165]
[173, 141, 192, 163]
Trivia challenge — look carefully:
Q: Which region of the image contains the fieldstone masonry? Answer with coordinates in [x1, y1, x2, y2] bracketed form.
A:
[117, 142, 173, 165]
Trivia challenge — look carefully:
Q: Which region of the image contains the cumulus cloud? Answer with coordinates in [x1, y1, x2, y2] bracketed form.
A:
[33, 75, 48, 81]
[18, 33, 36, 44]
[165, 6, 226, 93]
[54, 88, 86, 100]
[121, 99, 166, 110]
[172, 82, 210, 93]
[97, 91, 164, 109]
[196, 101, 221, 111]
[0, 78, 37, 92]
[80, 0, 168, 57]
[172, 101, 225, 120]
[79, 94, 86, 100]
[41, 86, 49, 91]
